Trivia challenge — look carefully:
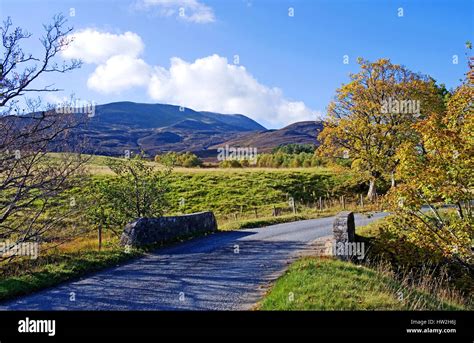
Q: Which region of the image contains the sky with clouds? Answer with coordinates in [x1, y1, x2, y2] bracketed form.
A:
[1, 0, 473, 128]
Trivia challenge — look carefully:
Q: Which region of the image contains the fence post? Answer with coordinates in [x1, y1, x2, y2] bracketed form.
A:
[289, 197, 296, 215]
[98, 222, 102, 251]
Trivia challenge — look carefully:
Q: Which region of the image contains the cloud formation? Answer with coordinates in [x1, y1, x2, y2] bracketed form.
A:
[87, 55, 152, 93]
[62, 29, 318, 126]
[148, 55, 317, 125]
[135, 0, 215, 24]
[61, 29, 144, 63]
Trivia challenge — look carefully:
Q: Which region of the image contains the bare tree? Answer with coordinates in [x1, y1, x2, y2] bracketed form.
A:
[0, 14, 88, 260]
[1, 14, 81, 113]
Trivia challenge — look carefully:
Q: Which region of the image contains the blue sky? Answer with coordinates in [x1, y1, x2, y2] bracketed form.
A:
[1, 0, 473, 128]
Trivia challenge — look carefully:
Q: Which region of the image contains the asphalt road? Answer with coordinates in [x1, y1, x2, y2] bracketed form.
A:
[0, 212, 388, 311]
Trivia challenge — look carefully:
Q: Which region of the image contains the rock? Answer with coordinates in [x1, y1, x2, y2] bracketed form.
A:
[332, 211, 356, 261]
[120, 211, 218, 248]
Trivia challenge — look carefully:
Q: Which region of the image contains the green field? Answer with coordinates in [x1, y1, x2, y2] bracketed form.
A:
[75, 152, 362, 220]
[167, 169, 347, 215]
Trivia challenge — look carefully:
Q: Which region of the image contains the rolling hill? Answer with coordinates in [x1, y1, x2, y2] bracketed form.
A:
[46, 102, 323, 158]
[207, 121, 323, 153]
[74, 102, 266, 156]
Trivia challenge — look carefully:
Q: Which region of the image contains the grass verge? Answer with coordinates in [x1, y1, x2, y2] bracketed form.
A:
[218, 211, 338, 231]
[258, 257, 467, 310]
[0, 245, 142, 302]
[0, 229, 216, 303]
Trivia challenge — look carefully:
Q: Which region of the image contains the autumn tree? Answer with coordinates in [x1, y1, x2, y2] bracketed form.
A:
[317, 58, 445, 200]
[386, 83, 473, 269]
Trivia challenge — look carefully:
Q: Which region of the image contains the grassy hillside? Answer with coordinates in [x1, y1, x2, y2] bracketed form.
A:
[69, 153, 357, 217]
[166, 168, 346, 215]
[259, 258, 467, 310]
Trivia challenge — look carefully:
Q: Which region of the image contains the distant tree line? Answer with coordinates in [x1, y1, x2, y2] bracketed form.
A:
[217, 144, 326, 168]
[154, 144, 327, 169]
[255, 151, 325, 168]
[271, 143, 316, 154]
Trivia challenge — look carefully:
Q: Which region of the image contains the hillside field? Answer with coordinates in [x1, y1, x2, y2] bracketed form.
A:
[73, 153, 361, 217]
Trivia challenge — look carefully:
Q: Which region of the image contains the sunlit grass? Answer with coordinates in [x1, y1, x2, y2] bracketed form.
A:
[0, 233, 139, 302]
[259, 257, 468, 310]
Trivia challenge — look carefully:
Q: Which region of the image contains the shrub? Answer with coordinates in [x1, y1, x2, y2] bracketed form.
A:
[86, 156, 173, 229]
[155, 152, 202, 167]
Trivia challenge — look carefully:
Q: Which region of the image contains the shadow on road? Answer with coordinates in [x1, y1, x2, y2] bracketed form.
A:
[1, 236, 308, 311]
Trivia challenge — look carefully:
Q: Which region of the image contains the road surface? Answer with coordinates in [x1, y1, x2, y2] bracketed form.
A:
[0, 212, 388, 311]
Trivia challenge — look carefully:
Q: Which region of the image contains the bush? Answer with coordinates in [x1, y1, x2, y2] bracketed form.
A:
[360, 213, 473, 294]
[85, 156, 173, 230]
[219, 160, 242, 168]
[155, 152, 202, 167]
[272, 143, 316, 154]
[255, 151, 328, 168]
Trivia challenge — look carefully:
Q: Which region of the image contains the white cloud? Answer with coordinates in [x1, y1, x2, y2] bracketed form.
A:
[148, 54, 318, 126]
[87, 55, 152, 93]
[61, 28, 319, 126]
[136, 0, 215, 23]
[61, 29, 144, 63]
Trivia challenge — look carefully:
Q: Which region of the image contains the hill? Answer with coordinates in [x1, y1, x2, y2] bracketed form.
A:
[208, 121, 323, 153]
[74, 102, 266, 156]
[28, 102, 323, 158]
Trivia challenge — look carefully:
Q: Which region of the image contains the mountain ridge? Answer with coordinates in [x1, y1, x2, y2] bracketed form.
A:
[208, 121, 322, 153]
[51, 101, 321, 157]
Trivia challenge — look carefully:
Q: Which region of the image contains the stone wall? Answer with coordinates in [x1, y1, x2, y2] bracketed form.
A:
[120, 211, 218, 248]
[332, 211, 356, 261]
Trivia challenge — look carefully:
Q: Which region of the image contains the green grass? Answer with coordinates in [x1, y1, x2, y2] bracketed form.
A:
[259, 257, 467, 310]
[0, 246, 142, 302]
[166, 169, 351, 215]
[219, 211, 339, 231]
[86, 165, 357, 220]
[356, 216, 388, 238]
[53, 152, 360, 219]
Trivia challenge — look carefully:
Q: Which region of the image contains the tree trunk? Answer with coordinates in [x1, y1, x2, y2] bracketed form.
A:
[456, 202, 464, 219]
[367, 179, 377, 202]
[391, 172, 396, 188]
